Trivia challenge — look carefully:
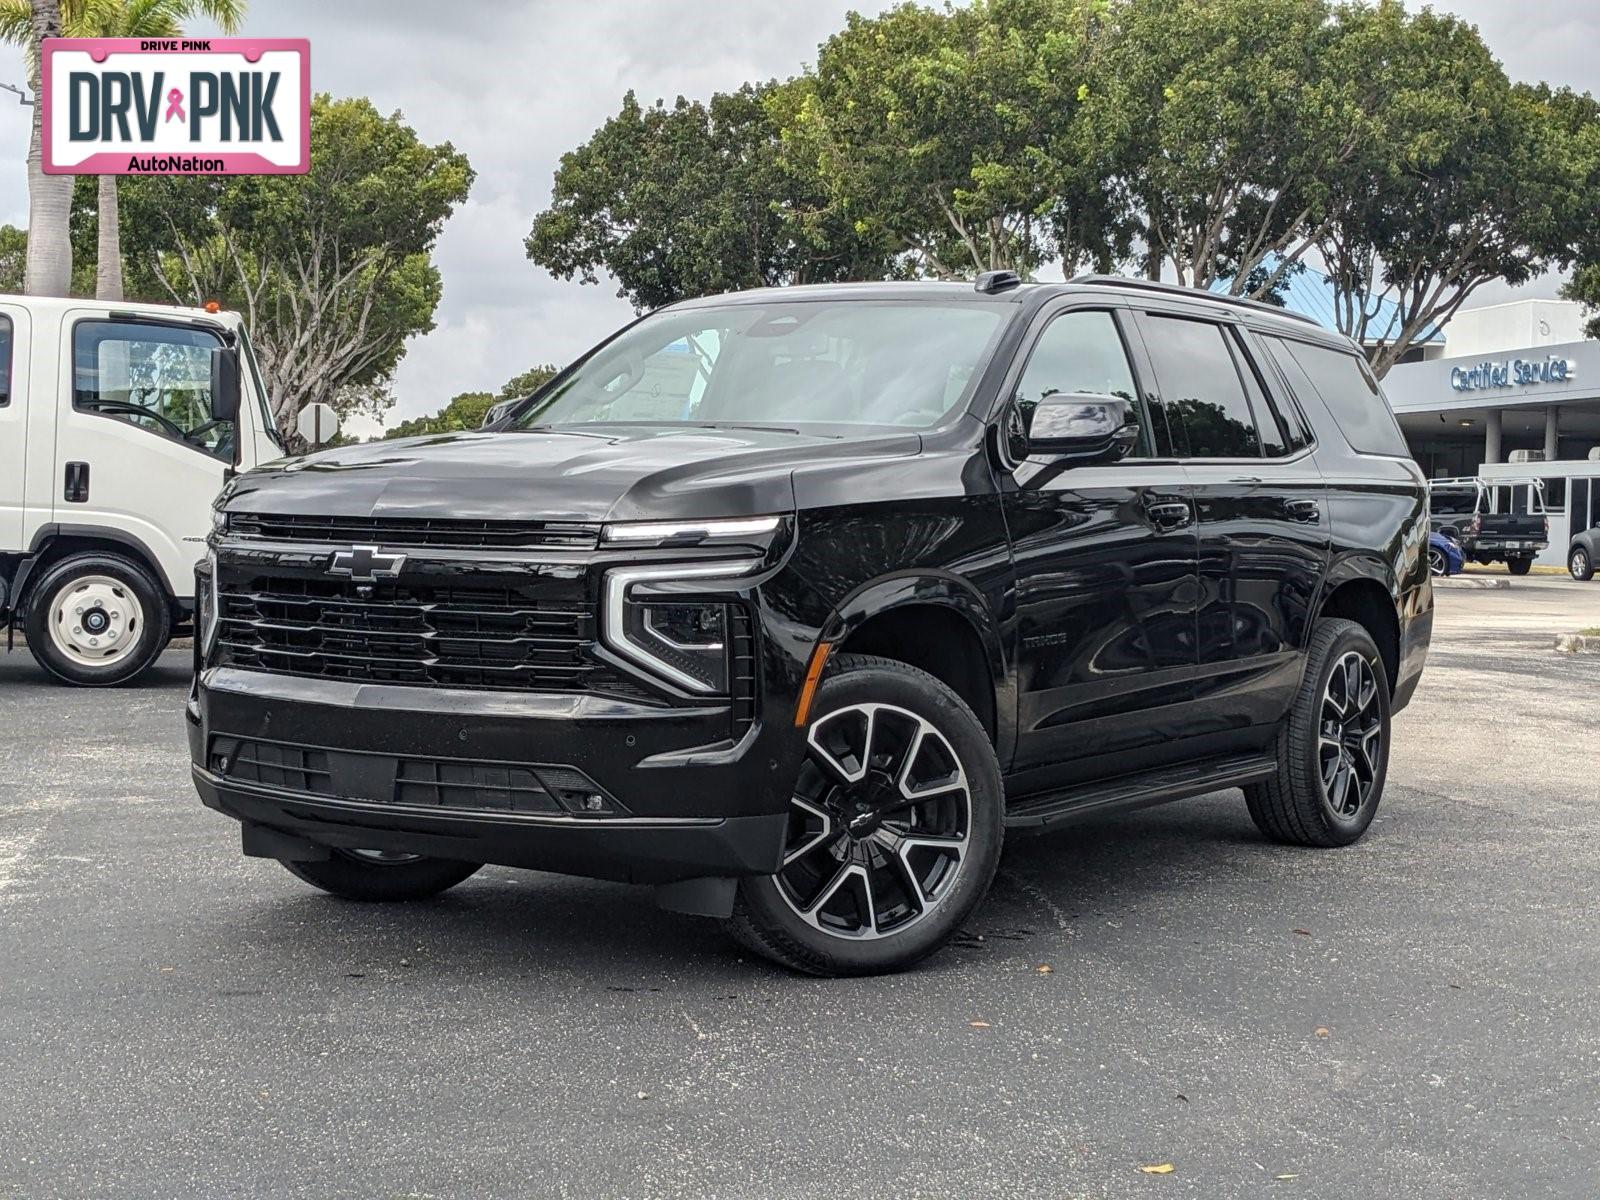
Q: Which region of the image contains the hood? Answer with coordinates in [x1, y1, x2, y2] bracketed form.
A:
[225, 424, 923, 524]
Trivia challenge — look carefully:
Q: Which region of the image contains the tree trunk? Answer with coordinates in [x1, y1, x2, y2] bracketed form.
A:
[95, 175, 123, 300]
[23, 0, 72, 297]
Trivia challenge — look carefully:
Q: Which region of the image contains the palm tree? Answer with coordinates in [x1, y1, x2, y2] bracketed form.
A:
[0, 0, 246, 299]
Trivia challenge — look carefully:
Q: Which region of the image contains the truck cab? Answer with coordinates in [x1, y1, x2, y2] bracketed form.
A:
[0, 295, 284, 685]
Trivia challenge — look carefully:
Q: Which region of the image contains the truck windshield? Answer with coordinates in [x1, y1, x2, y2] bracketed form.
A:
[238, 325, 285, 451]
[511, 300, 1005, 432]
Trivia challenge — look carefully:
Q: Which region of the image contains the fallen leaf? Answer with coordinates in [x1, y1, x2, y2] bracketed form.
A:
[1175, 1094, 1188, 1103]
[1292, 928, 1311, 936]
[1139, 1163, 1175, 1175]
[1314, 1027, 1330, 1038]
[969, 1020, 991, 1029]
[1035, 964, 1054, 974]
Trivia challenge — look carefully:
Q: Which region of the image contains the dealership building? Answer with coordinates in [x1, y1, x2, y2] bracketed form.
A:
[1381, 298, 1600, 567]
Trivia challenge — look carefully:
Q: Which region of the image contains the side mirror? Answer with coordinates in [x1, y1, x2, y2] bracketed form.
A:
[209, 347, 241, 423]
[481, 399, 512, 428]
[1023, 392, 1139, 462]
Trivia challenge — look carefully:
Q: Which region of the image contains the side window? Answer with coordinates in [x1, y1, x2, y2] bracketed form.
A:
[1011, 309, 1149, 457]
[1271, 337, 1410, 458]
[1230, 331, 1309, 456]
[0, 315, 11, 406]
[73, 320, 230, 459]
[1140, 314, 1263, 458]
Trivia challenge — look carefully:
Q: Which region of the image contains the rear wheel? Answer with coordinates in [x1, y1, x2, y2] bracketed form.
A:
[1506, 557, 1533, 577]
[1245, 618, 1391, 848]
[23, 552, 170, 686]
[1427, 547, 1447, 577]
[727, 654, 1003, 976]
[279, 849, 481, 901]
[1569, 546, 1593, 582]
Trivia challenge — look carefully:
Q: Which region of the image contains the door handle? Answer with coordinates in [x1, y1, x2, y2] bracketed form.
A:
[1144, 499, 1193, 530]
[1285, 498, 1321, 523]
[1229, 475, 1263, 486]
[64, 461, 90, 503]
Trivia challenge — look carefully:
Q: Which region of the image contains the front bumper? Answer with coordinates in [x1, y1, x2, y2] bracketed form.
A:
[189, 667, 801, 885]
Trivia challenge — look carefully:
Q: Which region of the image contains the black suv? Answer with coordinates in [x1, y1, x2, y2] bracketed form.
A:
[192, 275, 1433, 975]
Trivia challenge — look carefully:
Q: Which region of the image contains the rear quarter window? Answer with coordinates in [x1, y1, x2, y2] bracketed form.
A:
[1268, 337, 1409, 457]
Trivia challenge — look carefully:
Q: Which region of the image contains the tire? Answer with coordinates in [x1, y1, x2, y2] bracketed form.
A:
[279, 849, 482, 901]
[1427, 548, 1447, 577]
[1506, 557, 1533, 577]
[1244, 618, 1391, 848]
[23, 552, 170, 686]
[1571, 546, 1595, 582]
[726, 653, 1003, 976]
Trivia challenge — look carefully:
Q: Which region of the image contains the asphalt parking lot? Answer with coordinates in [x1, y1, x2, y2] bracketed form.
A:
[2, 578, 1597, 1199]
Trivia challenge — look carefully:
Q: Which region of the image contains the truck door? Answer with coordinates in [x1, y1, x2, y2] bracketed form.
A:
[54, 313, 234, 598]
[0, 304, 28, 551]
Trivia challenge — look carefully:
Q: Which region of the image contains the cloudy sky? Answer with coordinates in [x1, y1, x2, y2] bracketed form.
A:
[0, 0, 1594, 433]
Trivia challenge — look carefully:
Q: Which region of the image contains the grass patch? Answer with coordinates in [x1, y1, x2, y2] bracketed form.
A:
[1578, 627, 1600, 638]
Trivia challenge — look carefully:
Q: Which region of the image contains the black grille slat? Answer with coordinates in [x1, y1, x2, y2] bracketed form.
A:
[215, 574, 653, 699]
[229, 512, 600, 550]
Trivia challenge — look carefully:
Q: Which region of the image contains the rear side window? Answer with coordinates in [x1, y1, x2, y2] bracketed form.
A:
[1140, 314, 1262, 458]
[0, 315, 11, 406]
[1272, 338, 1409, 457]
[1232, 333, 1309, 456]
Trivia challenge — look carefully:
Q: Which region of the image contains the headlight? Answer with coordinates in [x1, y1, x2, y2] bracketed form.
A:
[603, 560, 755, 694]
[199, 549, 220, 656]
[602, 516, 780, 545]
[211, 508, 227, 533]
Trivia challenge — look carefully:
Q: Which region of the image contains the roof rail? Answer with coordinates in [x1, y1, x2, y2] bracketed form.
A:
[1067, 274, 1322, 328]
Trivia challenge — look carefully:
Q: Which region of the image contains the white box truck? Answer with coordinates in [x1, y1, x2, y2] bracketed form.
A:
[0, 295, 298, 685]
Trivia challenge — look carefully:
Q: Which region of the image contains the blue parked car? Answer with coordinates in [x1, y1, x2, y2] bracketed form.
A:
[1429, 531, 1465, 577]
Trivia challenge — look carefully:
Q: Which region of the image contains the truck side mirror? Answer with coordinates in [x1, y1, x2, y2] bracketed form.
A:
[1023, 392, 1139, 463]
[210, 347, 241, 424]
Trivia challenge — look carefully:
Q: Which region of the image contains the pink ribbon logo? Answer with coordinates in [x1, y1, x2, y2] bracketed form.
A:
[164, 87, 185, 123]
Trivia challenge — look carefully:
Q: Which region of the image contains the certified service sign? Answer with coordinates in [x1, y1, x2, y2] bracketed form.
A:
[41, 38, 309, 175]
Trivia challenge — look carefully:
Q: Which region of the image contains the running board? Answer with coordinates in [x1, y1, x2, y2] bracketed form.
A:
[1004, 754, 1278, 831]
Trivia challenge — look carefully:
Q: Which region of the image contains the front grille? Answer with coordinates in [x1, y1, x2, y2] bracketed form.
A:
[218, 738, 332, 795]
[215, 576, 652, 698]
[228, 512, 601, 551]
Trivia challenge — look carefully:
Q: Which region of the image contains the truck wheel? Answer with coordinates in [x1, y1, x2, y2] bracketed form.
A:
[1245, 618, 1391, 848]
[23, 552, 170, 686]
[726, 654, 1003, 976]
[1571, 546, 1594, 582]
[279, 849, 482, 901]
[1506, 557, 1533, 576]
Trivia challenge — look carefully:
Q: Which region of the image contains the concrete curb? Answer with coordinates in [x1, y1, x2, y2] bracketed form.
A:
[1435, 575, 1511, 590]
[1554, 634, 1600, 653]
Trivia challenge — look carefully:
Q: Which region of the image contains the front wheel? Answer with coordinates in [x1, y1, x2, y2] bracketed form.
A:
[279, 849, 482, 901]
[1245, 618, 1391, 848]
[1427, 547, 1448, 577]
[1568, 546, 1593, 582]
[23, 552, 170, 686]
[726, 654, 1003, 976]
[1506, 557, 1534, 577]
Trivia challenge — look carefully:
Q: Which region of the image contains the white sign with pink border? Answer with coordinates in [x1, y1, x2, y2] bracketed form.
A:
[41, 37, 310, 175]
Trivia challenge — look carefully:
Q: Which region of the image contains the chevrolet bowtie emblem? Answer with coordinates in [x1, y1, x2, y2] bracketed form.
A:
[327, 545, 406, 581]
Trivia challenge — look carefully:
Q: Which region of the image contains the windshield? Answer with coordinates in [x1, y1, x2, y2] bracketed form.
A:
[238, 324, 285, 451]
[511, 300, 1005, 432]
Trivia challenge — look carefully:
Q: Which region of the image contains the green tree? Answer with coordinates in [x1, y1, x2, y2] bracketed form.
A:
[789, 0, 1112, 278]
[384, 365, 558, 440]
[526, 83, 894, 311]
[116, 95, 473, 430]
[0, 224, 26, 291]
[0, 0, 245, 300]
[1316, 3, 1600, 374]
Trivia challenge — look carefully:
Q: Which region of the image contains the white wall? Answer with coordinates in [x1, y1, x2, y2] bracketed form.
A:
[1444, 300, 1586, 359]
